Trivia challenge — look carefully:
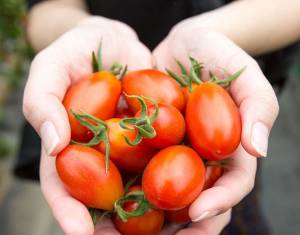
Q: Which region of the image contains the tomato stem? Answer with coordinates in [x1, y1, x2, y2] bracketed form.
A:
[119, 94, 158, 146]
[114, 190, 152, 222]
[71, 110, 110, 173]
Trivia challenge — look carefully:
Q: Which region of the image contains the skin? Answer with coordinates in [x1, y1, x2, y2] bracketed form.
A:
[122, 69, 185, 113]
[56, 145, 124, 210]
[99, 118, 156, 172]
[186, 82, 242, 160]
[24, 0, 292, 233]
[137, 104, 186, 149]
[113, 186, 164, 235]
[142, 145, 206, 210]
[63, 71, 121, 142]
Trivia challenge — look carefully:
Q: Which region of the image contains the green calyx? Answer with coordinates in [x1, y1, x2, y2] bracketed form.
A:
[166, 56, 246, 91]
[166, 56, 204, 92]
[92, 39, 127, 79]
[119, 94, 159, 146]
[114, 190, 152, 222]
[71, 110, 110, 173]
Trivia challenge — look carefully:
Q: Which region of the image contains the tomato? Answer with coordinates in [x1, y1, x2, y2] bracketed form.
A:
[182, 83, 199, 104]
[113, 186, 164, 235]
[99, 118, 156, 172]
[186, 82, 241, 160]
[122, 69, 185, 113]
[165, 206, 190, 224]
[142, 145, 206, 210]
[116, 93, 133, 118]
[136, 104, 185, 149]
[203, 164, 224, 190]
[56, 145, 123, 210]
[63, 71, 121, 142]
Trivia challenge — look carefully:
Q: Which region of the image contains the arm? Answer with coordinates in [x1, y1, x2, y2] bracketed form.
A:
[174, 0, 300, 55]
[27, 0, 89, 51]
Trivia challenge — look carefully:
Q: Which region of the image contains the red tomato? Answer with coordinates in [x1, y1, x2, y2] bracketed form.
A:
[186, 82, 241, 160]
[99, 118, 156, 172]
[136, 104, 185, 149]
[203, 165, 224, 190]
[63, 71, 121, 142]
[122, 69, 185, 113]
[56, 145, 124, 210]
[142, 145, 206, 210]
[113, 186, 164, 235]
[182, 84, 199, 104]
[165, 206, 190, 224]
[116, 93, 133, 118]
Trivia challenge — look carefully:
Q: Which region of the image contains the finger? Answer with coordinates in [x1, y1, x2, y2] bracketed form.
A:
[94, 218, 120, 235]
[40, 147, 94, 235]
[176, 210, 231, 235]
[189, 145, 256, 222]
[24, 25, 151, 156]
[153, 31, 279, 157]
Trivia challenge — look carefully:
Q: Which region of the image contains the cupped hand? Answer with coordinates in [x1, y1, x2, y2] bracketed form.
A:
[153, 24, 279, 233]
[24, 17, 151, 235]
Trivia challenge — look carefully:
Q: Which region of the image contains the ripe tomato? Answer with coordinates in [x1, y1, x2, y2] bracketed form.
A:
[186, 82, 241, 160]
[99, 118, 156, 172]
[56, 145, 123, 210]
[165, 206, 190, 224]
[122, 69, 185, 113]
[136, 104, 185, 149]
[142, 145, 206, 210]
[182, 83, 199, 104]
[203, 164, 224, 190]
[113, 186, 164, 235]
[63, 71, 121, 142]
[116, 93, 133, 118]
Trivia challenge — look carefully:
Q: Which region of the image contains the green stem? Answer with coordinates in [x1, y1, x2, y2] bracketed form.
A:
[71, 111, 110, 173]
[119, 94, 159, 146]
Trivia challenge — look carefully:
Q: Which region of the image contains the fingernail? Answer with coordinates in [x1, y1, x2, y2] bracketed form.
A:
[251, 122, 269, 157]
[40, 121, 60, 156]
[192, 210, 219, 222]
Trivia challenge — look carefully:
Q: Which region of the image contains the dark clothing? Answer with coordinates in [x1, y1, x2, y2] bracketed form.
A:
[19, 0, 298, 234]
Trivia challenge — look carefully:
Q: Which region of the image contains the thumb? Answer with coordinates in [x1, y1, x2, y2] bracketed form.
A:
[23, 49, 72, 156]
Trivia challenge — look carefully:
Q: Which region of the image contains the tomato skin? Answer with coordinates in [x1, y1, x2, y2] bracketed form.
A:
[142, 145, 206, 210]
[203, 164, 224, 190]
[136, 104, 185, 149]
[63, 71, 121, 142]
[165, 206, 190, 224]
[122, 69, 185, 113]
[113, 186, 164, 235]
[56, 145, 124, 210]
[99, 118, 156, 173]
[186, 82, 241, 160]
[182, 84, 199, 104]
[116, 93, 133, 118]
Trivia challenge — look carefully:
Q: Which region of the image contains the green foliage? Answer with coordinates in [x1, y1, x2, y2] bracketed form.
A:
[0, 0, 33, 88]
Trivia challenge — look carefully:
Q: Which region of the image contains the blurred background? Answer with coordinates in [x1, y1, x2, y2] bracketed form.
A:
[0, 0, 300, 234]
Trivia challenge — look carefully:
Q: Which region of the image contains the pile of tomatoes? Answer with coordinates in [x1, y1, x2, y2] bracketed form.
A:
[56, 45, 244, 235]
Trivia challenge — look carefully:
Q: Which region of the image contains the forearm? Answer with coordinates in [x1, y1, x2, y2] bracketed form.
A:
[27, 0, 89, 51]
[183, 0, 300, 55]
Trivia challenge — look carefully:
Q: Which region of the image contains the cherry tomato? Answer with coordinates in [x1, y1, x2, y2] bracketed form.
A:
[63, 71, 121, 142]
[186, 82, 241, 160]
[99, 118, 156, 172]
[136, 104, 185, 149]
[122, 69, 185, 113]
[203, 164, 224, 190]
[142, 145, 206, 210]
[116, 93, 133, 118]
[165, 206, 190, 224]
[113, 186, 164, 235]
[56, 145, 123, 210]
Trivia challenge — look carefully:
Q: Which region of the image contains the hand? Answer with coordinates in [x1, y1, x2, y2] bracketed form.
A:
[153, 24, 279, 233]
[23, 17, 151, 235]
